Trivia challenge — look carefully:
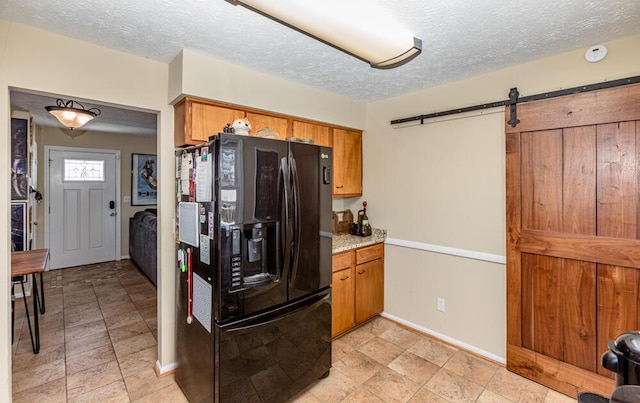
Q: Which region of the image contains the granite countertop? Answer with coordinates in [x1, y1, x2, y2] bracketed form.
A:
[332, 228, 387, 254]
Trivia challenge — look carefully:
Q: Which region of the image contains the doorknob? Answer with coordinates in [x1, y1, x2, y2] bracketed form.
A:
[109, 200, 115, 209]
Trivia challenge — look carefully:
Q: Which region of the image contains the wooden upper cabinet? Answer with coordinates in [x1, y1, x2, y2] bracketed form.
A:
[245, 112, 289, 139]
[174, 100, 364, 197]
[175, 98, 245, 146]
[333, 128, 363, 197]
[291, 121, 332, 147]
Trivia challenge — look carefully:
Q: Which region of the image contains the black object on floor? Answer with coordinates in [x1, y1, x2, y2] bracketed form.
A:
[577, 392, 609, 403]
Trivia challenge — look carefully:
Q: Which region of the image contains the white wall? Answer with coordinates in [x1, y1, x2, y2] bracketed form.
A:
[344, 33, 640, 360]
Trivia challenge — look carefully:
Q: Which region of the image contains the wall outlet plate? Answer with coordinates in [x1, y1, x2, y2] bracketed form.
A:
[123, 195, 131, 203]
[436, 297, 445, 312]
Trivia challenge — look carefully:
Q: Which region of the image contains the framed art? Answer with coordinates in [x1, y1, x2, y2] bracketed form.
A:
[11, 202, 27, 252]
[11, 118, 29, 201]
[132, 153, 158, 206]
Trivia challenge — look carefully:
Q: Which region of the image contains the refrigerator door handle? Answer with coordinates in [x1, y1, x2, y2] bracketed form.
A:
[280, 156, 292, 282]
[289, 155, 301, 288]
[223, 291, 329, 334]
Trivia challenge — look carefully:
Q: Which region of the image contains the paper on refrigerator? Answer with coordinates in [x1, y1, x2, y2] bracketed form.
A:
[195, 153, 212, 202]
[180, 152, 192, 195]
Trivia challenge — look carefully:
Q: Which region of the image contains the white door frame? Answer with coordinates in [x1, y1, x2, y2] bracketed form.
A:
[44, 145, 121, 265]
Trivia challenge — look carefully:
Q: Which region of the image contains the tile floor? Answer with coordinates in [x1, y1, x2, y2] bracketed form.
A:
[11, 260, 577, 402]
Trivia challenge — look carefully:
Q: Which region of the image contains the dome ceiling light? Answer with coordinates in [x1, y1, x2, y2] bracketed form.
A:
[45, 99, 101, 130]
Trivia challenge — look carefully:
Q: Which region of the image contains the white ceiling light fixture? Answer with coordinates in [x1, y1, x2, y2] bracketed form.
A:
[45, 99, 101, 130]
[226, 0, 422, 69]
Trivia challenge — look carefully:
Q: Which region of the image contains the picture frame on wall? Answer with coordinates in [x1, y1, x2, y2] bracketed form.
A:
[132, 153, 158, 206]
[11, 202, 27, 252]
[11, 118, 29, 201]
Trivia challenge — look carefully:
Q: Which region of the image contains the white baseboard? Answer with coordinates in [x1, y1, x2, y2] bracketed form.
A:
[121, 255, 130, 260]
[380, 311, 506, 365]
[155, 360, 178, 376]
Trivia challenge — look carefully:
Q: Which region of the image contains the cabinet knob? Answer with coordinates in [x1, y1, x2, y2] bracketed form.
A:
[336, 185, 344, 189]
[357, 270, 365, 275]
[340, 276, 349, 281]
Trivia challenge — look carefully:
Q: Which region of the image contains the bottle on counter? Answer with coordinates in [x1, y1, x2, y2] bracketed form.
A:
[358, 201, 372, 237]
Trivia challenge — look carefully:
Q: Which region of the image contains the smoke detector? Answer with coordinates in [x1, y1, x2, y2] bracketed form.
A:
[585, 45, 607, 63]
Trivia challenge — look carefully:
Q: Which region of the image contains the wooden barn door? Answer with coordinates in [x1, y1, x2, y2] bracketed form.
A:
[506, 83, 640, 398]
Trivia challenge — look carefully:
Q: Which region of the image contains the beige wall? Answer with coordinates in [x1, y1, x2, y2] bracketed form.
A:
[0, 21, 173, 401]
[2, 15, 639, 399]
[32, 126, 157, 256]
[0, 20, 367, 400]
[344, 33, 640, 360]
[171, 49, 366, 129]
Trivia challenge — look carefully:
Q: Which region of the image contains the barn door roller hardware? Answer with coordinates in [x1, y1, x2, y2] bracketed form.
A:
[391, 75, 640, 128]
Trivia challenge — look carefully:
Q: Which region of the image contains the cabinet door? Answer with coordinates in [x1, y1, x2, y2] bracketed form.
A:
[355, 259, 384, 323]
[292, 121, 332, 147]
[190, 102, 245, 142]
[333, 129, 362, 197]
[332, 267, 355, 337]
[246, 112, 289, 138]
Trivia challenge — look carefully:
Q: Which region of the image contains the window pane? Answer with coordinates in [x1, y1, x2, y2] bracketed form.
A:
[64, 159, 105, 181]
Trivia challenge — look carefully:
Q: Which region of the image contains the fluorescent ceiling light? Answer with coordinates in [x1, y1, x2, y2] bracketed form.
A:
[45, 99, 101, 130]
[227, 0, 422, 69]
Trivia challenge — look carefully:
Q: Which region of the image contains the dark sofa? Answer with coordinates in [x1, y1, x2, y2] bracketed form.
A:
[129, 209, 157, 286]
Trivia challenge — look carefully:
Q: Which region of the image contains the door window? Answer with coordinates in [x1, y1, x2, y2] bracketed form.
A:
[63, 159, 105, 182]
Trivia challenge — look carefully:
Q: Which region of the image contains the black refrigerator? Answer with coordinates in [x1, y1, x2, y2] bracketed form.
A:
[175, 133, 333, 402]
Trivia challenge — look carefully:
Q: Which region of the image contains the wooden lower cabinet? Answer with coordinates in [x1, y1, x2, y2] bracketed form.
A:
[355, 259, 384, 323]
[332, 243, 384, 338]
[332, 267, 355, 336]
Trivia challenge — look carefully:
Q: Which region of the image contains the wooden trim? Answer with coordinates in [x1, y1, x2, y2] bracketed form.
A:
[505, 83, 640, 133]
[507, 344, 614, 398]
[505, 131, 522, 346]
[518, 229, 640, 269]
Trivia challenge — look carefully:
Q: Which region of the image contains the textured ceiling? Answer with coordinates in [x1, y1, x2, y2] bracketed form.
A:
[3, 0, 640, 133]
[10, 91, 158, 136]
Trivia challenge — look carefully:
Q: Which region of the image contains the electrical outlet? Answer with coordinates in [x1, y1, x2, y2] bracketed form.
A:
[436, 297, 445, 312]
[123, 195, 131, 203]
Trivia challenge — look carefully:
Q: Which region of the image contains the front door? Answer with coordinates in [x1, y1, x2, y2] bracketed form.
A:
[47, 148, 118, 269]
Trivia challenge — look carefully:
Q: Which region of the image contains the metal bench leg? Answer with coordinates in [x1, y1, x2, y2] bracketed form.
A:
[18, 276, 39, 354]
[39, 271, 45, 314]
[11, 282, 15, 345]
[31, 273, 40, 353]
